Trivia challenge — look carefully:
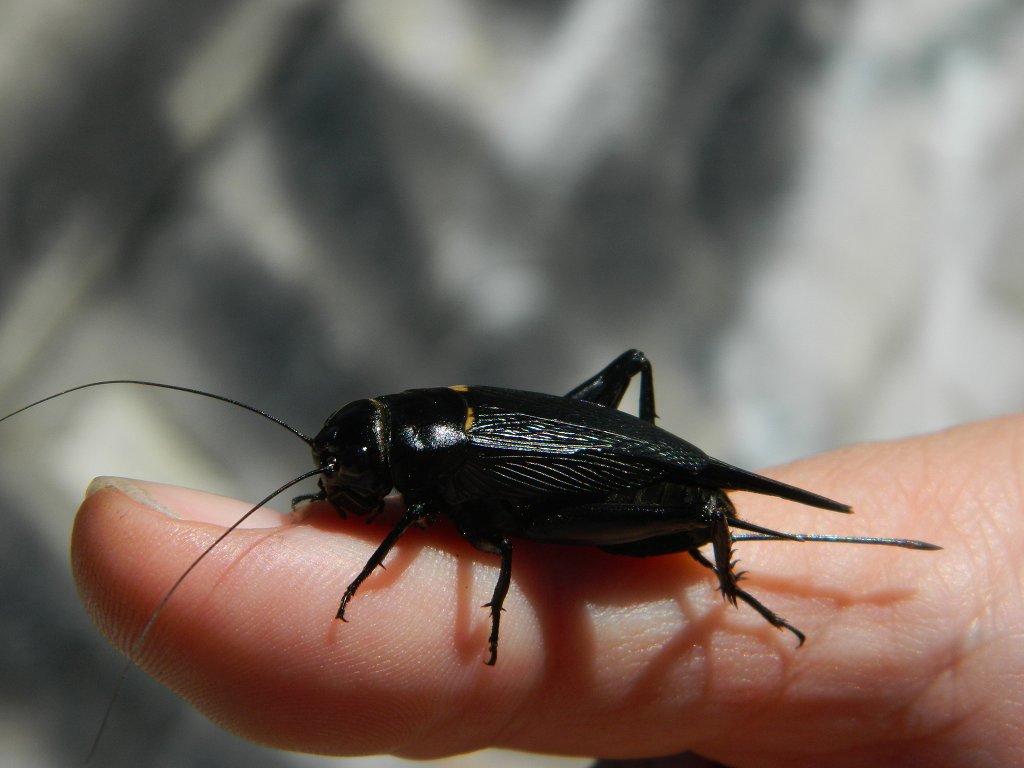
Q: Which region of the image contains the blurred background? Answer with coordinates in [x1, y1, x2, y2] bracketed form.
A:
[1, 1, 1023, 766]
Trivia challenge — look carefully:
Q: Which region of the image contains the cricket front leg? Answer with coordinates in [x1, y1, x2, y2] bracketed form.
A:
[337, 501, 433, 621]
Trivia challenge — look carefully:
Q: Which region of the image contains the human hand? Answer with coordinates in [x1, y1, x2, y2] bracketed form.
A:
[71, 416, 1023, 766]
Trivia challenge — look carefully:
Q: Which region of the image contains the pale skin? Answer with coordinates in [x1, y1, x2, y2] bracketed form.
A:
[71, 415, 1024, 767]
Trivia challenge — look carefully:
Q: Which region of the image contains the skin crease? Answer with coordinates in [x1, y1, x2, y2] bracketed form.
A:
[71, 415, 1024, 767]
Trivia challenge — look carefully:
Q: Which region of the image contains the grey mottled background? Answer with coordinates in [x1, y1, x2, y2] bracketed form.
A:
[2, 1, 1023, 766]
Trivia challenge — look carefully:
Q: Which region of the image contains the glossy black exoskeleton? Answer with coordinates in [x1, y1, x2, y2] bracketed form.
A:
[300, 349, 939, 664]
[1, 350, 941, 759]
[1, 350, 939, 670]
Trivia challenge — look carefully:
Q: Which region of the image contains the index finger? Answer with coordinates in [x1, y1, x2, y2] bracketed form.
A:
[71, 418, 1007, 764]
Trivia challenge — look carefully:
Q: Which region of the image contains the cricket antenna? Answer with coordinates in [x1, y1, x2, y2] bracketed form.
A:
[0, 380, 313, 445]
[85, 465, 327, 764]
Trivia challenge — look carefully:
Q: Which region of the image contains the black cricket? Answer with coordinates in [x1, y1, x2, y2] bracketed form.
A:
[301, 349, 938, 662]
[3, 350, 939, 670]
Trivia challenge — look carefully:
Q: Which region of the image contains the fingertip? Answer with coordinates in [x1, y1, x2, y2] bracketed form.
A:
[68, 483, 515, 755]
[84, 477, 293, 527]
[71, 480, 294, 652]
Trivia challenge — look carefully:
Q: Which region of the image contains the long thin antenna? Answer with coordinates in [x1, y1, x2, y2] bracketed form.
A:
[85, 465, 327, 764]
[1, 380, 312, 444]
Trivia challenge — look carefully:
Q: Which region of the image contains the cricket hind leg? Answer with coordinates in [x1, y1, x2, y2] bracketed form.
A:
[590, 494, 807, 643]
[565, 349, 656, 422]
[691, 492, 806, 645]
[688, 549, 806, 645]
